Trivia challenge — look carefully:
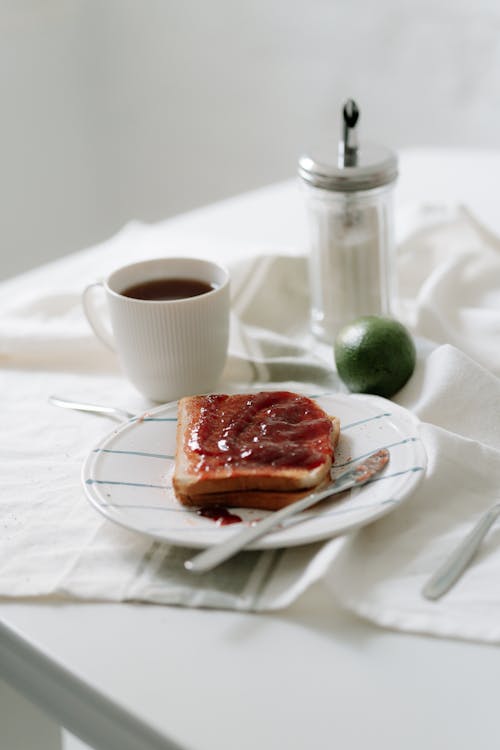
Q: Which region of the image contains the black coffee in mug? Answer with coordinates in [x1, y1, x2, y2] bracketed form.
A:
[121, 277, 215, 301]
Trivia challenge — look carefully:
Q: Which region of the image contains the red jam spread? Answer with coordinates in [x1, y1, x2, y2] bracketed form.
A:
[196, 506, 243, 525]
[187, 391, 333, 473]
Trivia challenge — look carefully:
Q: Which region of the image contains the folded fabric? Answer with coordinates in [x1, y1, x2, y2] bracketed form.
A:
[0, 365, 338, 611]
[326, 345, 500, 643]
[2, 201, 500, 635]
[396, 203, 500, 374]
[323, 205, 500, 643]
[0, 244, 340, 612]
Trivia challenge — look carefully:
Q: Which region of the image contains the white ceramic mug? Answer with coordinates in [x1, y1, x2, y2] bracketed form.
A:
[83, 257, 230, 402]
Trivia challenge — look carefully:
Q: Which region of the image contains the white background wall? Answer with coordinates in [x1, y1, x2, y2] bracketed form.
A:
[2, 0, 500, 280]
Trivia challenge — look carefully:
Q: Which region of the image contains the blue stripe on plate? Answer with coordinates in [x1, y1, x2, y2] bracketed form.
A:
[142, 498, 402, 533]
[129, 417, 177, 422]
[85, 479, 166, 489]
[342, 412, 391, 430]
[93, 448, 173, 459]
[334, 437, 418, 468]
[308, 392, 341, 399]
[87, 466, 423, 519]
[97, 502, 188, 513]
[368, 466, 424, 483]
[289, 497, 400, 521]
[86, 465, 423, 494]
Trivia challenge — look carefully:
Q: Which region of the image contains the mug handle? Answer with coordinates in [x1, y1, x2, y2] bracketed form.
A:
[82, 282, 116, 351]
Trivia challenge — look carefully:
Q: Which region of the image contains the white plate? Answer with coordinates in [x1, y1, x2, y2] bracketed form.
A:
[82, 392, 427, 549]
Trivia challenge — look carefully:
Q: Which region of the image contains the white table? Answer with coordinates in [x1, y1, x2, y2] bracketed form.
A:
[2, 148, 500, 750]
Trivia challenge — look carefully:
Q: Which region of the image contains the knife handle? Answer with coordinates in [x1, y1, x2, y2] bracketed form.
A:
[184, 479, 349, 574]
[184, 448, 390, 575]
[422, 503, 500, 601]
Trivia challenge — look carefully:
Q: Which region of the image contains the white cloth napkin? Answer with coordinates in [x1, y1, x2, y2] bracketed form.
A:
[2, 202, 500, 637]
[326, 344, 500, 643]
[325, 204, 500, 643]
[0, 237, 341, 612]
[396, 202, 500, 374]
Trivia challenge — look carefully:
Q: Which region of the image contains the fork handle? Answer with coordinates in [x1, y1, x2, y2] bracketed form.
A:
[422, 504, 500, 600]
[48, 395, 133, 422]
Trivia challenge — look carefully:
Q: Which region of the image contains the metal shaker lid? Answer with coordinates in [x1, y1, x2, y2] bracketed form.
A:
[298, 99, 398, 192]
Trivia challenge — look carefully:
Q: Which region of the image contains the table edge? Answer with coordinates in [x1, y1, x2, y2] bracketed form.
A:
[0, 618, 183, 750]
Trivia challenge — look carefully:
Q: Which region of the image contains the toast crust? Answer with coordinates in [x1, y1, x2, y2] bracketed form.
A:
[172, 391, 340, 510]
[175, 475, 334, 511]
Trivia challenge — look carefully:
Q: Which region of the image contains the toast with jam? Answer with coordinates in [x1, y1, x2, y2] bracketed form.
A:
[172, 391, 340, 511]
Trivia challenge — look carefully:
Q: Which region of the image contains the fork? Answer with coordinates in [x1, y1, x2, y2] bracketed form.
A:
[48, 395, 133, 422]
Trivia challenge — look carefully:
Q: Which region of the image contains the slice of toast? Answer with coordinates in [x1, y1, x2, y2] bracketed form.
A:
[174, 476, 334, 511]
[172, 391, 340, 510]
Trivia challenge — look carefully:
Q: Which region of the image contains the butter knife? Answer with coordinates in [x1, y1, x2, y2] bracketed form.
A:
[422, 500, 500, 601]
[184, 448, 390, 574]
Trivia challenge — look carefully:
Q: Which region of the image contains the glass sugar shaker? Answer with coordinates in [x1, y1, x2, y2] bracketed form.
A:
[298, 99, 398, 343]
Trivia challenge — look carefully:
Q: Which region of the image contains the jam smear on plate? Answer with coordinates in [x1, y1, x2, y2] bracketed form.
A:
[197, 506, 243, 525]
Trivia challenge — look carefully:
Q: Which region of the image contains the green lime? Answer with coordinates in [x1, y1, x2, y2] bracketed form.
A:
[334, 315, 416, 398]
